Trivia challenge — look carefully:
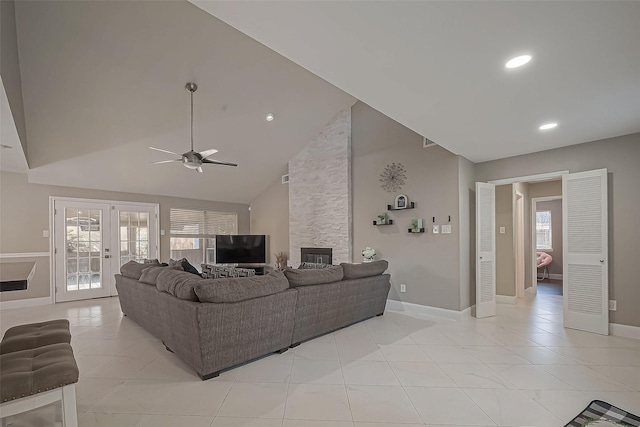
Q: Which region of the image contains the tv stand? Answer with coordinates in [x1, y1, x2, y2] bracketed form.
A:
[238, 265, 269, 275]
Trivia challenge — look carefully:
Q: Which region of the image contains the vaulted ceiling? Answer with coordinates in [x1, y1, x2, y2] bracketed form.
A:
[11, 1, 354, 203]
[193, 1, 640, 162]
[8, 1, 640, 203]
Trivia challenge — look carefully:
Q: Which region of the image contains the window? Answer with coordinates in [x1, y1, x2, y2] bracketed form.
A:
[536, 210, 552, 250]
[169, 209, 238, 269]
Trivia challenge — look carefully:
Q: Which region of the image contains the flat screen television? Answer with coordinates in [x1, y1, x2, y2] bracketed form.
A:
[215, 235, 266, 264]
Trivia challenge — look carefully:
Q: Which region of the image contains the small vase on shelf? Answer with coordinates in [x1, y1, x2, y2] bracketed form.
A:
[361, 247, 376, 263]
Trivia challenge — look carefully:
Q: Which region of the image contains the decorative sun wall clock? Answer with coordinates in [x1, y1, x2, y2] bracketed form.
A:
[380, 162, 407, 192]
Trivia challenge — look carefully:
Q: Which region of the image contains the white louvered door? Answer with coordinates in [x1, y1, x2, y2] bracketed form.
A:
[476, 182, 496, 318]
[563, 169, 608, 335]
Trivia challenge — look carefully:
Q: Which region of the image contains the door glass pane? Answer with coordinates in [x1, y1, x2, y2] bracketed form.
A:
[119, 210, 152, 266]
[65, 207, 102, 291]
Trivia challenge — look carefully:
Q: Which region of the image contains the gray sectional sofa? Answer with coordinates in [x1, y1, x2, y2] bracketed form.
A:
[115, 260, 390, 380]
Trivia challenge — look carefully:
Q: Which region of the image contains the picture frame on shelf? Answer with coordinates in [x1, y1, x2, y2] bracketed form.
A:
[394, 194, 408, 209]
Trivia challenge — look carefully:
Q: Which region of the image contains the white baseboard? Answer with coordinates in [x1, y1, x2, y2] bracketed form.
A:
[0, 297, 52, 310]
[496, 295, 517, 304]
[610, 323, 640, 340]
[386, 299, 467, 321]
[525, 287, 536, 296]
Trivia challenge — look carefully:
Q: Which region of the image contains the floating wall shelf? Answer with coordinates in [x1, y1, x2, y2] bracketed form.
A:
[373, 220, 394, 226]
[408, 228, 425, 234]
[388, 202, 415, 211]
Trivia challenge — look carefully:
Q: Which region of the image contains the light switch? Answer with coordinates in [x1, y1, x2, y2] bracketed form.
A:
[432, 225, 439, 234]
[42, 230, 50, 238]
[499, 227, 506, 234]
[441, 225, 452, 234]
[160, 230, 166, 236]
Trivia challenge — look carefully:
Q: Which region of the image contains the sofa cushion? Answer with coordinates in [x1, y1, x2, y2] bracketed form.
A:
[341, 260, 389, 280]
[156, 269, 203, 301]
[194, 271, 289, 303]
[169, 258, 200, 275]
[284, 265, 344, 287]
[139, 265, 183, 286]
[120, 260, 160, 280]
[298, 262, 332, 269]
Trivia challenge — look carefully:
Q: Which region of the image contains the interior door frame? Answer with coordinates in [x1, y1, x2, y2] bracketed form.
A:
[531, 195, 563, 296]
[50, 196, 160, 303]
[515, 191, 525, 298]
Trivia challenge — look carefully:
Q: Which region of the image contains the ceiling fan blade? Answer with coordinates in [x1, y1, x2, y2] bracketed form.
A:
[151, 159, 182, 164]
[202, 158, 238, 167]
[150, 146, 181, 156]
[198, 148, 219, 159]
[196, 167, 203, 173]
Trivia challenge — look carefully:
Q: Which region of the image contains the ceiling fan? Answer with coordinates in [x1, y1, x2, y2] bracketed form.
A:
[150, 82, 237, 173]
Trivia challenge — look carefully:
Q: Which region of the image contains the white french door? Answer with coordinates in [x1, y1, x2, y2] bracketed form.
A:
[562, 169, 609, 335]
[475, 182, 496, 318]
[53, 198, 158, 302]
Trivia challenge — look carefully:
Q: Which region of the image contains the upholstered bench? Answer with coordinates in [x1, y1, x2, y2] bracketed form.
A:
[0, 319, 71, 355]
[0, 321, 78, 427]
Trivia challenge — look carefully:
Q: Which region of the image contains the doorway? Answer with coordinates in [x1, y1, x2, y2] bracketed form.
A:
[478, 169, 609, 335]
[532, 196, 563, 299]
[52, 197, 159, 302]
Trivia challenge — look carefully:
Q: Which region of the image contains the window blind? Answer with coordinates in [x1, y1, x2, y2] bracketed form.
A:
[170, 209, 237, 237]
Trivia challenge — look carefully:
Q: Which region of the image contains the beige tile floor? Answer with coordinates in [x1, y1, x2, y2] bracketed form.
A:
[1, 292, 639, 426]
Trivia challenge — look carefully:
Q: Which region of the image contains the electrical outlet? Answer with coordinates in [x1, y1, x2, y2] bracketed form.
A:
[441, 225, 452, 234]
[609, 300, 617, 311]
[400, 284, 406, 293]
[42, 230, 50, 238]
[499, 227, 506, 234]
[160, 230, 166, 236]
[432, 225, 439, 234]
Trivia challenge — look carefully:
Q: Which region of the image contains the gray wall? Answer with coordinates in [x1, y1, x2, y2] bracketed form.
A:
[0, 171, 249, 302]
[495, 185, 515, 296]
[458, 156, 476, 310]
[288, 109, 352, 267]
[352, 102, 463, 311]
[476, 132, 640, 327]
[1, 0, 28, 156]
[513, 181, 532, 290]
[536, 199, 563, 276]
[250, 168, 290, 266]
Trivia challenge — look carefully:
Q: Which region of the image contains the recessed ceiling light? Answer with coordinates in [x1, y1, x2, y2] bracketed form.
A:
[505, 55, 532, 69]
[265, 113, 274, 122]
[539, 122, 558, 130]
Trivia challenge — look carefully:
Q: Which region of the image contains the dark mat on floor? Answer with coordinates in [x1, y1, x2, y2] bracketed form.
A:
[565, 400, 640, 426]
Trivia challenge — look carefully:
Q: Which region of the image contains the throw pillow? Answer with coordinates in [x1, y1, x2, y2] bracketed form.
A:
[169, 258, 200, 275]
[284, 265, 344, 287]
[341, 260, 388, 280]
[139, 264, 183, 286]
[156, 269, 202, 301]
[120, 260, 160, 280]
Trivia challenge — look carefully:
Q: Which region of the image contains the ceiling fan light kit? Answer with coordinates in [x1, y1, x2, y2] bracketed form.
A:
[150, 82, 238, 172]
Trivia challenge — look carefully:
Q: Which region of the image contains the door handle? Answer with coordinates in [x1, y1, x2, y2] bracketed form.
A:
[600, 259, 604, 263]
[479, 256, 483, 260]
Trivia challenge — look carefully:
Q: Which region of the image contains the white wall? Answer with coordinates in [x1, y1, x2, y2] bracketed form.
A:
[288, 109, 352, 267]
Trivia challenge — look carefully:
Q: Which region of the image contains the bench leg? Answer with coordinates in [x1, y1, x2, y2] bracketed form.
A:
[61, 385, 78, 427]
[1, 416, 14, 427]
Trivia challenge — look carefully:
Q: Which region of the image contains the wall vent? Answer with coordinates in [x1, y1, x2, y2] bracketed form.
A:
[423, 137, 437, 148]
[282, 174, 290, 184]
